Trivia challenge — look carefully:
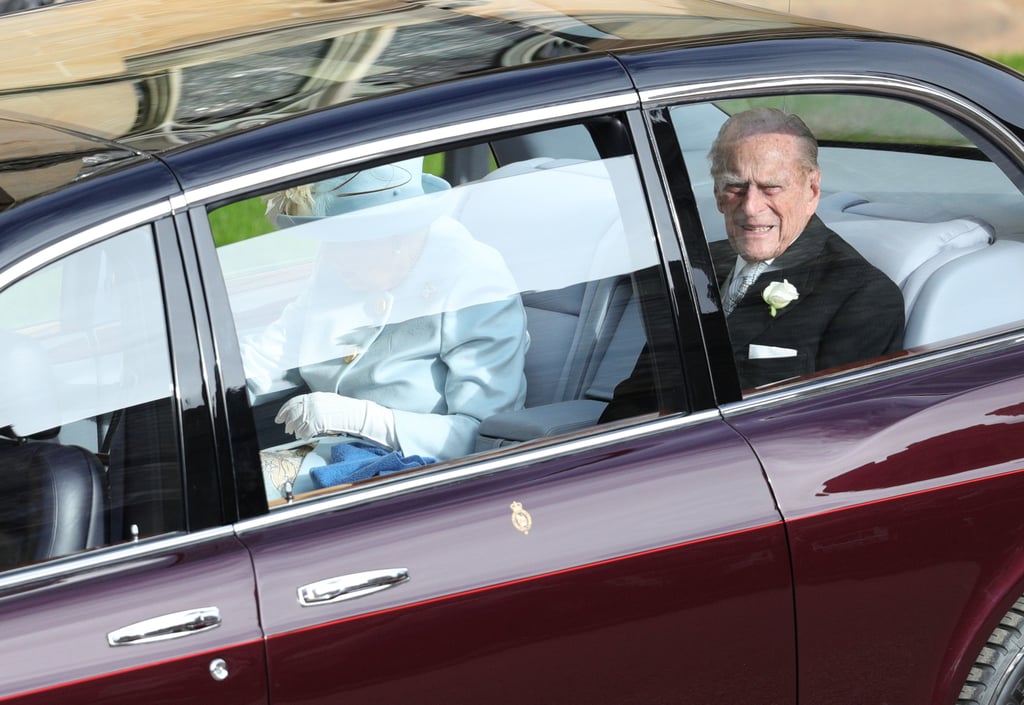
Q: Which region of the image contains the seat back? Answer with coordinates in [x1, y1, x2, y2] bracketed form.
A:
[820, 192, 994, 319]
[452, 157, 651, 410]
[0, 441, 105, 570]
[903, 239, 1024, 347]
[520, 281, 601, 407]
[519, 274, 640, 408]
[0, 330, 106, 569]
[576, 278, 646, 403]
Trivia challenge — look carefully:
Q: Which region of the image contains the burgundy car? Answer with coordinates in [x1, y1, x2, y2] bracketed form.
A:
[1, 1, 1023, 704]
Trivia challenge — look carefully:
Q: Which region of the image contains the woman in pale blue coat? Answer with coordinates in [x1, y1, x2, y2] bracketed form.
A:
[241, 157, 528, 462]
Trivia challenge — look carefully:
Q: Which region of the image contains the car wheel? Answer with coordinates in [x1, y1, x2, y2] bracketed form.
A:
[959, 595, 1024, 705]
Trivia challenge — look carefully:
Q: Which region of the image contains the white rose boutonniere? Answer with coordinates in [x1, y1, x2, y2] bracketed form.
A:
[762, 279, 799, 317]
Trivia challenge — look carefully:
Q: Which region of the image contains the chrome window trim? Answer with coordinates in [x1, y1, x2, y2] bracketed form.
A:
[183, 92, 639, 206]
[0, 201, 173, 292]
[722, 330, 1024, 416]
[0, 525, 236, 593]
[169, 193, 189, 213]
[235, 408, 721, 533]
[640, 74, 1024, 162]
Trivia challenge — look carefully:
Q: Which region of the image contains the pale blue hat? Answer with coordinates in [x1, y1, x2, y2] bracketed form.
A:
[274, 156, 451, 235]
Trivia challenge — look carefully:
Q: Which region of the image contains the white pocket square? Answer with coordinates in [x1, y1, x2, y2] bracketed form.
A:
[749, 344, 797, 359]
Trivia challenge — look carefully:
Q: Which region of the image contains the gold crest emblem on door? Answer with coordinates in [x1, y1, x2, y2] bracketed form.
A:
[510, 501, 533, 535]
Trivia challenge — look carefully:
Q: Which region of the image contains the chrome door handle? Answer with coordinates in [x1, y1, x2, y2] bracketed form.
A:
[107, 607, 221, 647]
[297, 567, 409, 607]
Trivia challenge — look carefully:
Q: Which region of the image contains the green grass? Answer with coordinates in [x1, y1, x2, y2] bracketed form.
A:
[991, 53, 1024, 74]
[209, 196, 274, 248]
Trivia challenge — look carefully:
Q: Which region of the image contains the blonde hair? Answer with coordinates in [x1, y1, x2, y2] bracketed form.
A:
[264, 184, 315, 219]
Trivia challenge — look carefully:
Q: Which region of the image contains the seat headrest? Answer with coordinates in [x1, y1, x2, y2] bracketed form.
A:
[0, 331, 62, 438]
[828, 216, 993, 288]
[905, 239, 1024, 346]
[819, 191, 987, 225]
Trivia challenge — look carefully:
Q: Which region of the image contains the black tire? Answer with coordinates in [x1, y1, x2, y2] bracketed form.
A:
[959, 595, 1024, 705]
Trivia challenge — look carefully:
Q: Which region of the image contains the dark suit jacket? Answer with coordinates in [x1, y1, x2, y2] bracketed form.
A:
[712, 215, 904, 389]
[601, 215, 905, 421]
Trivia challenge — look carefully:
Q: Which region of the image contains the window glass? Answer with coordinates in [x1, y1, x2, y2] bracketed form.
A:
[716, 95, 972, 147]
[0, 226, 182, 571]
[209, 121, 681, 506]
[669, 94, 1024, 393]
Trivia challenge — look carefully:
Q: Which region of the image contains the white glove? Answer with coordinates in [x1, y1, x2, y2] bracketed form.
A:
[275, 392, 398, 448]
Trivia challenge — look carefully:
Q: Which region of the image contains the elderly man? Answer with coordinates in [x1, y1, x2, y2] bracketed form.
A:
[708, 107, 903, 389]
[601, 108, 904, 421]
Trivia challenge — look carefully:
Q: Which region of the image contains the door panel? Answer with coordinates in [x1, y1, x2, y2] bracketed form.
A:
[243, 418, 796, 704]
[735, 348, 1024, 704]
[0, 535, 266, 704]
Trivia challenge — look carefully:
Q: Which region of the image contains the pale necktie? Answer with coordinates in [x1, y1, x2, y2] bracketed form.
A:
[724, 260, 767, 316]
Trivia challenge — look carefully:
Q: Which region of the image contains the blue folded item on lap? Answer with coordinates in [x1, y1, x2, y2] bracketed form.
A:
[309, 441, 437, 488]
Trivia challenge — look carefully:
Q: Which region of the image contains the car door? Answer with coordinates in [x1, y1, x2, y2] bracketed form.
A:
[718, 92, 1024, 705]
[194, 100, 797, 703]
[242, 420, 790, 705]
[645, 59, 1024, 704]
[0, 209, 266, 704]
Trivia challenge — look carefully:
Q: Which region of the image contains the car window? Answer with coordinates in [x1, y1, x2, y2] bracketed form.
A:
[0, 225, 182, 572]
[669, 93, 1024, 393]
[208, 120, 683, 506]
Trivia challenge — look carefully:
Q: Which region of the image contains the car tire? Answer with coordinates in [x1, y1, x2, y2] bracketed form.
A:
[959, 595, 1024, 705]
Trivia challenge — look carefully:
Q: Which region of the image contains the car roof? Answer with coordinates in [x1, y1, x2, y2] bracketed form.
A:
[0, 0, 867, 208]
[0, 0, 855, 141]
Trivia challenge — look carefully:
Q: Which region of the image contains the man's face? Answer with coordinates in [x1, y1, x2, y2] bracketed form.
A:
[715, 132, 821, 262]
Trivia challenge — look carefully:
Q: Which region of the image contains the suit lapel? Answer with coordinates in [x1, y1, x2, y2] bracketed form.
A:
[710, 216, 832, 346]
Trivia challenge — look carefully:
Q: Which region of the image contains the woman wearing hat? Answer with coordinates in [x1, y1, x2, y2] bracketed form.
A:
[241, 157, 529, 469]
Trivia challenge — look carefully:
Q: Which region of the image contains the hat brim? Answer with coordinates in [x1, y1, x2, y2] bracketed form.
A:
[273, 174, 452, 239]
